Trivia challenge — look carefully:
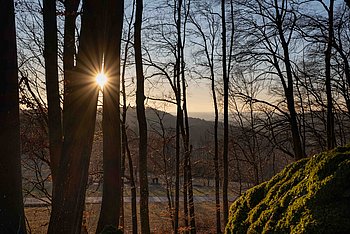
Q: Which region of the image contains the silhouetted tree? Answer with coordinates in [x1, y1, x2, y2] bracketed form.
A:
[135, 0, 151, 232]
[221, 0, 229, 225]
[189, 2, 221, 231]
[325, 0, 336, 149]
[0, 0, 27, 233]
[43, 0, 62, 187]
[121, 0, 138, 232]
[48, 0, 101, 232]
[97, 0, 124, 231]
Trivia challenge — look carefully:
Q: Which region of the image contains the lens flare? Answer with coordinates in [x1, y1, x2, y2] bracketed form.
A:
[96, 72, 107, 89]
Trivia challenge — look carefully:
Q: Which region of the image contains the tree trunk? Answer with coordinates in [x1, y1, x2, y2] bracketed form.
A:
[274, 0, 305, 160]
[62, 0, 80, 131]
[0, 1, 27, 233]
[48, 1, 101, 233]
[180, 28, 196, 234]
[174, 99, 181, 234]
[190, 8, 221, 231]
[121, 0, 138, 231]
[212, 56, 221, 234]
[126, 134, 138, 234]
[43, 0, 62, 187]
[96, 0, 124, 231]
[325, 0, 335, 150]
[221, 0, 229, 225]
[135, 0, 150, 233]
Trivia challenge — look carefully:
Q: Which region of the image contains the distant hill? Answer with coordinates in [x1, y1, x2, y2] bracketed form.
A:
[121, 107, 215, 146]
[225, 145, 350, 233]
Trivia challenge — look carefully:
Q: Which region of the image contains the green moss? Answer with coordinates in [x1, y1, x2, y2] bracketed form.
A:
[226, 145, 350, 234]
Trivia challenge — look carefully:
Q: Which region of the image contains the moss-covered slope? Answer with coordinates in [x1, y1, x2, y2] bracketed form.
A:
[226, 146, 350, 234]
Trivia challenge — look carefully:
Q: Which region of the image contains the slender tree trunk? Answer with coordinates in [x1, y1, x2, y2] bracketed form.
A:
[48, 1, 101, 233]
[43, 0, 62, 187]
[0, 1, 26, 232]
[135, 0, 150, 233]
[179, 2, 196, 231]
[325, 0, 335, 150]
[211, 59, 221, 234]
[183, 157, 189, 230]
[121, 0, 137, 232]
[333, 44, 350, 114]
[221, 0, 229, 225]
[96, 0, 124, 232]
[125, 133, 138, 234]
[163, 139, 175, 230]
[274, 0, 304, 160]
[155, 112, 175, 229]
[180, 36, 196, 234]
[174, 1, 183, 231]
[174, 97, 181, 234]
[120, 158, 125, 231]
[190, 10, 221, 232]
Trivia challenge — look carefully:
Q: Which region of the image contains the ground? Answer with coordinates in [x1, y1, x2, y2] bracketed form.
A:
[26, 202, 218, 233]
[25, 181, 249, 233]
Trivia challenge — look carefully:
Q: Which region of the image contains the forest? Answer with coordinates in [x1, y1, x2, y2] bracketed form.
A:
[1, 0, 350, 233]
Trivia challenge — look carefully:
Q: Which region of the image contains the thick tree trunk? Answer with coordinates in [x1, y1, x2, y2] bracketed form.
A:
[0, 1, 27, 233]
[43, 0, 62, 187]
[96, 0, 124, 231]
[62, 0, 80, 131]
[135, 0, 150, 233]
[48, 1, 101, 233]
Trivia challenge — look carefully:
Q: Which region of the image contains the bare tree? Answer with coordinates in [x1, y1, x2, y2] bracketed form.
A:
[135, 0, 150, 233]
[189, 2, 221, 231]
[121, 1, 138, 232]
[0, 0, 27, 232]
[325, 0, 336, 149]
[234, 0, 305, 159]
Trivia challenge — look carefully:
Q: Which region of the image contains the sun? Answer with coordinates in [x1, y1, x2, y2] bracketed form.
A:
[96, 72, 108, 89]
